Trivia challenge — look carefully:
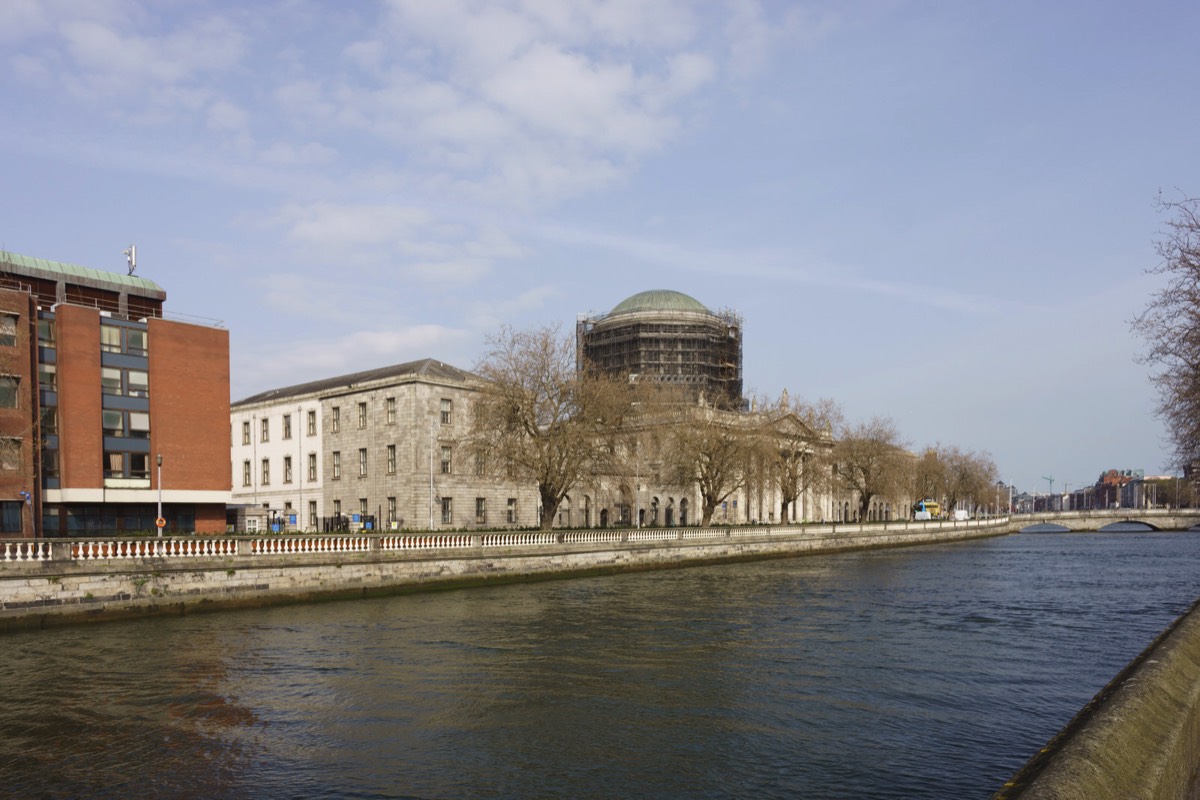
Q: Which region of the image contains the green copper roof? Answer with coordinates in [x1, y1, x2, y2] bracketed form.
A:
[1, 251, 166, 297]
[609, 289, 710, 316]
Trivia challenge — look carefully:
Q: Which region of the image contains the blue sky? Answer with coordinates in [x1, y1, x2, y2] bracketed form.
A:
[2, 0, 1198, 495]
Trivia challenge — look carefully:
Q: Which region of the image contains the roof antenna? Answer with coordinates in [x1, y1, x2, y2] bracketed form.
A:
[123, 244, 137, 275]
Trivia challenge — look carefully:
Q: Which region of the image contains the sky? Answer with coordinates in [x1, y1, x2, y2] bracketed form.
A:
[2, 0, 1198, 496]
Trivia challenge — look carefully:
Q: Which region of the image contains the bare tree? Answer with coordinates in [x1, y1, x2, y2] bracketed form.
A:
[915, 444, 998, 513]
[835, 416, 911, 520]
[470, 323, 636, 530]
[762, 392, 840, 523]
[660, 402, 761, 526]
[912, 448, 945, 506]
[1132, 194, 1200, 470]
[941, 447, 999, 513]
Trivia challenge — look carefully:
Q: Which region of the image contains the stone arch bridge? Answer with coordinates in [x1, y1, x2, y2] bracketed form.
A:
[1013, 508, 1200, 532]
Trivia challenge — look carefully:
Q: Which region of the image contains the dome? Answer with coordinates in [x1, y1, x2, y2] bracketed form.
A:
[609, 289, 710, 317]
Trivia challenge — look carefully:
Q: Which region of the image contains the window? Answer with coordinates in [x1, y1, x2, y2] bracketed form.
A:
[334, 499, 342, 516]
[386, 397, 396, 424]
[387, 496, 396, 524]
[283, 414, 292, 439]
[0, 438, 20, 470]
[126, 329, 147, 355]
[441, 446, 452, 474]
[41, 448, 59, 478]
[307, 409, 317, 436]
[261, 458, 270, 485]
[101, 324, 148, 355]
[129, 453, 149, 479]
[37, 319, 54, 347]
[440, 398, 452, 425]
[100, 324, 121, 353]
[359, 498, 368, 516]
[474, 452, 485, 476]
[332, 451, 341, 480]
[308, 500, 317, 529]
[0, 315, 15, 347]
[476, 497, 486, 524]
[38, 364, 55, 390]
[387, 444, 396, 474]
[441, 497, 452, 525]
[129, 412, 150, 438]
[358, 448, 367, 477]
[507, 498, 517, 524]
[102, 409, 124, 437]
[0, 501, 21, 533]
[261, 418, 270, 443]
[358, 402, 367, 429]
[242, 460, 251, 486]
[331, 406, 340, 433]
[0, 376, 19, 409]
[242, 420, 251, 445]
[308, 453, 317, 481]
[104, 451, 125, 479]
[284, 455, 293, 483]
[127, 370, 148, 397]
[101, 368, 121, 395]
[40, 407, 56, 435]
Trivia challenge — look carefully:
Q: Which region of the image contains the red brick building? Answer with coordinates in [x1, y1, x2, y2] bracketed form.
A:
[0, 252, 230, 536]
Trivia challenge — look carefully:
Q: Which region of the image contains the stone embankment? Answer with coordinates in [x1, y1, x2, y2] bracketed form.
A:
[0, 518, 1008, 631]
[995, 596, 1200, 800]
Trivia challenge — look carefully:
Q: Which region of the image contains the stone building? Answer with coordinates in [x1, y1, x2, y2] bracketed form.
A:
[230, 359, 541, 532]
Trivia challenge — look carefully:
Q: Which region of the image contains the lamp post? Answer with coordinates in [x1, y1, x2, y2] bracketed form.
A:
[156, 453, 163, 536]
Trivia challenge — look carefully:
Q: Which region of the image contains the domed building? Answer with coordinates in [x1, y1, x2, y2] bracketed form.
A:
[576, 289, 744, 409]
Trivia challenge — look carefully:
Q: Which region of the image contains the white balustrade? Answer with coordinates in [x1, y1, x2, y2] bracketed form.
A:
[627, 530, 676, 542]
[2, 541, 50, 562]
[8, 516, 1016, 567]
[480, 532, 558, 547]
[560, 531, 623, 544]
[379, 535, 473, 551]
[251, 537, 371, 555]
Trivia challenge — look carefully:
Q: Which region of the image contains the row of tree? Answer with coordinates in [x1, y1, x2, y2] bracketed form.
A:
[470, 324, 998, 530]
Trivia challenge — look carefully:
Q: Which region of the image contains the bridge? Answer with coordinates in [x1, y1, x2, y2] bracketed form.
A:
[1011, 507, 1200, 532]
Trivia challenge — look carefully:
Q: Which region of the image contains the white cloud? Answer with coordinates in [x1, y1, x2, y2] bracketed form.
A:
[206, 99, 249, 133]
[58, 15, 245, 97]
[274, 202, 434, 251]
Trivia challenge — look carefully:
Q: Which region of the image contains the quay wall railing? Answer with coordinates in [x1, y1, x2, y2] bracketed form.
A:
[0, 518, 1011, 629]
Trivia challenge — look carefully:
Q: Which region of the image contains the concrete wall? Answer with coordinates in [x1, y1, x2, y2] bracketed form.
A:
[995, 597, 1200, 799]
[0, 519, 1007, 631]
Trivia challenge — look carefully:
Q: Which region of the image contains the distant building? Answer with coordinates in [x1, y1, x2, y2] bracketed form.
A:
[576, 289, 744, 410]
[0, 251, 230, 536]
[229, 359, 542, 532]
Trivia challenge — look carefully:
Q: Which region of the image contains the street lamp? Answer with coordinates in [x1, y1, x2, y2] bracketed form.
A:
[156, 453, 163, 536]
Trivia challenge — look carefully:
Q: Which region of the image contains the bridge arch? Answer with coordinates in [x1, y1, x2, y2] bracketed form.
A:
[1014, 509, 1200, 532]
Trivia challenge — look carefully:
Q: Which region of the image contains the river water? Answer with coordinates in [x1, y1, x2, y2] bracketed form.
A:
[2, 531, 1199, 799]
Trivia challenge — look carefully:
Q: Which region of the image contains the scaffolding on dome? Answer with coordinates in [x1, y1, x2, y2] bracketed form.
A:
[576, 305, 744, 409]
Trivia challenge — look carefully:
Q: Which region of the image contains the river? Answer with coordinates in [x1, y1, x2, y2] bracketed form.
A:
[1, 530, 1198, 799]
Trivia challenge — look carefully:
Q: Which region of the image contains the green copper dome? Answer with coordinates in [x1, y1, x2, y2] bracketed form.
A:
[609, 289, 710, 316]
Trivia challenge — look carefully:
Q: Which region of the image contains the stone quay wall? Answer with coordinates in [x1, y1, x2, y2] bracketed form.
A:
[995, 595, 1200, 800]
[0, 518, 1009, 631]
